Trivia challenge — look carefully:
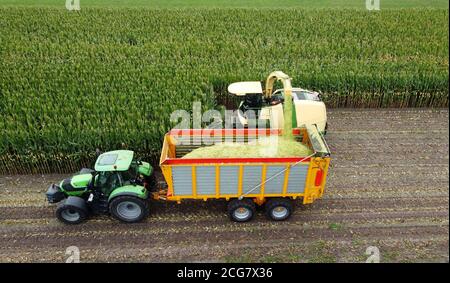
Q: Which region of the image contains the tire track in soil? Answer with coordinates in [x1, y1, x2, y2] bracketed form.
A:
[1, 222, 448, 251]
[0, 196, 447, 220]
[1, 237, 448, 263]
[1, 205, 447, 233]
[0, 108, 448, 262]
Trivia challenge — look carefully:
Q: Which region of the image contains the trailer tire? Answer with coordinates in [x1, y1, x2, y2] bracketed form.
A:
[228, 199, 256, 222]
[56, 197, 88, 224]
[265, 198, 293, 221]
[109, 196, 149, 223]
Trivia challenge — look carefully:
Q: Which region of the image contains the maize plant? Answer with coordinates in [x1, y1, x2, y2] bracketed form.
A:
[0, 7, 448, 174]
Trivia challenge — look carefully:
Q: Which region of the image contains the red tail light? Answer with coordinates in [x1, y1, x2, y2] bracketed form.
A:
[315, 169, 324, 186]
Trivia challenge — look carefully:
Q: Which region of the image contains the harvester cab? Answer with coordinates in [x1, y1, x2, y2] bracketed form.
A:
[228, 71, 328, 134]
[46, 150, 155, 224]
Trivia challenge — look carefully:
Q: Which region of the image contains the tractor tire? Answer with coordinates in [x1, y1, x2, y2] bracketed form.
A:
[265, 198, 293, 221]
[227, 199, 256, 222]
[56, 196, 88, 224]
[109, 196, 149, 223]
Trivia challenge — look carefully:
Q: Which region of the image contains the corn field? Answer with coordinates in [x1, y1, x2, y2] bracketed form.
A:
[0, 7, 448, 174]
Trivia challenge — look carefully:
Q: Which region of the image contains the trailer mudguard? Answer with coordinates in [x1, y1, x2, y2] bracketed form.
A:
[108, 185, 148, 201]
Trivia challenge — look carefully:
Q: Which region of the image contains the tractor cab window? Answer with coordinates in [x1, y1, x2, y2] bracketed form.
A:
[121, 163, 138, 185]
[241, 93, 263, 111]
[272, 90, 292, 101]
[105, 172, 122, 193]
[292, 90, 321, 101]
[292, 91, 306, 100]
[266, 91, 285, 106]
[239, 93, 264, 120]
[97, 154, 118, 166]
[96, 171, 122, 194]
[272, 90, 320, 102]
[95, 172, 108, 188]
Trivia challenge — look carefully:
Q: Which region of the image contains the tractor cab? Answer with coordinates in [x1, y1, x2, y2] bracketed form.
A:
[229, 71, 327, 134]
[93, 150, 150, 194]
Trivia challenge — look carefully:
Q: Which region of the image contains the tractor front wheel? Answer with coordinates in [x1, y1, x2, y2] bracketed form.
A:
[56, 197, 88, 224]
[109, 196, 149, 223]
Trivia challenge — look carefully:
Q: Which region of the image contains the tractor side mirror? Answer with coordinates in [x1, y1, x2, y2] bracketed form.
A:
[95, 148, 103, 156]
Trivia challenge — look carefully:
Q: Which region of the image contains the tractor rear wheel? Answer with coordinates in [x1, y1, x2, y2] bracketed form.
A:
[56, 197, 88, 224]
[227, 199, 256, 222]
[109, 196, 149, 223]
[265, 198, 293, 221]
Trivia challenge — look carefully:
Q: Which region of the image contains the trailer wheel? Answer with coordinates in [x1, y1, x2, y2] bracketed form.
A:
[227, 199, 256, 222]
[265, 198, 293, 221]
[109, 196, 149, 223]
[56, 197, 88, 224]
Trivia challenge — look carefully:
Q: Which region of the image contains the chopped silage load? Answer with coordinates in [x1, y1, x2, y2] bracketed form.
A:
[182, 137, 313, 158]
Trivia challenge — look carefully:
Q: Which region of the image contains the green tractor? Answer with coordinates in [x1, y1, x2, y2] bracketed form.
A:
[46, 150, 155, 224]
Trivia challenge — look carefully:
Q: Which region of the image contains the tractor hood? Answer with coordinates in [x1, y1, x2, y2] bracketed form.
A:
[60, 173, 93, 193]
[70, 174, 93, 188]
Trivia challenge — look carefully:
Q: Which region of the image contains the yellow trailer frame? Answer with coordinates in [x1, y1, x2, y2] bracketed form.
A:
[157, 126, 330, 205]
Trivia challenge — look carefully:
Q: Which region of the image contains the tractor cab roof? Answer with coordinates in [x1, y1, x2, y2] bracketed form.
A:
[95, 150, 134, 172]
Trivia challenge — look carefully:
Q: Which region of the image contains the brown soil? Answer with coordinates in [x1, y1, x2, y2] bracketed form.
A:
[0, 108, 448, 263]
